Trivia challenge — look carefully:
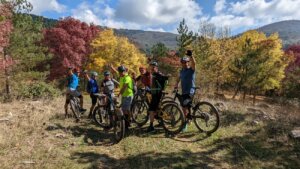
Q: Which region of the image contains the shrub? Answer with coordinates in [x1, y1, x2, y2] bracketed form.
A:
[17, 82, 61, 99]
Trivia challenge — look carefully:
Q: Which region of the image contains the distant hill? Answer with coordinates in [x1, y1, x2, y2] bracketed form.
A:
[257, 20, 300, 48]
[31, 14, 300, 50]
[114, 29, 178, 50]
[30, 14, 178, 50]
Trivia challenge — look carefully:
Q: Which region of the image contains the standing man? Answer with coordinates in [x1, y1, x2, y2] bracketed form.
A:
[85, 71, 99, 118]
[110, 65, 134, 130]
[147, 61, 168, 133]
[174, 50, 196, 131]
[64, 67, 86, 119]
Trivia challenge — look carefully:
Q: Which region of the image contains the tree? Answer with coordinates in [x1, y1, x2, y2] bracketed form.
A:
[283, 45, 300, 98]
[43, 17, 100, 79]
[229, 31, 289, 103]
[151, 42, 169, 59]
[193, 22, 234, 93]
[7, 14, 51, 72]
[0, 2, 14, 96]
[87, 29, 146, 73]
[176, 19, 196, 57]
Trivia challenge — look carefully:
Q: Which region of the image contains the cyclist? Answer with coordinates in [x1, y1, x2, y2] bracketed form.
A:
[101, 71, 119, 97]
[174, 50, 196, 131]
[147, 61, 168, 133]
[64, 67, 86, 118]
[136, 65, 152, 88]
[85, 71, 99, 118]
[101, 71, 119, 102]
[110, 65, 134, 130]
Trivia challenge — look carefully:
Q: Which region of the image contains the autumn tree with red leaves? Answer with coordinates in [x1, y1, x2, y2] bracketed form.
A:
[43, 17, 100, 79]
[0, 2, 14, 96]
[283, 45, 300, 98]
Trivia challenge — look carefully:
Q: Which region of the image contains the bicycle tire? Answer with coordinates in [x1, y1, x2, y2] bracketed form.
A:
[131, 100, 149, 127]
[93, 106, 113, 130]
[70, 98, 80, 120]
[113, 116, 125, 143]
[193, 101, 220, 134]
[160, 102, 185, 135]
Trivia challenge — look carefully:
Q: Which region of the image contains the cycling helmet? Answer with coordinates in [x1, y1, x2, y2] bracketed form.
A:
[91, 71, 98, 76]
[150, 61, 158, 67]
[103, 71, 110, 76]
[117, 65, 126, 72]
[181, 56, 190, 63]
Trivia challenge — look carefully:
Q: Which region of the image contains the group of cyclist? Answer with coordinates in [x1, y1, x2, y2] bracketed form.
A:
[65, 50, 196, 133]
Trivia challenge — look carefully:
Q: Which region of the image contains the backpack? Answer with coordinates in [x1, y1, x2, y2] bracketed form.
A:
[153, 72, 168, 91]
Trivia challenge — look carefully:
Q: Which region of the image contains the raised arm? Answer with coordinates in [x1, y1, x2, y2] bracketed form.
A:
[190, 54, 196, 71]
[112, 78, 120, 86]
[109, 64, 118, 75]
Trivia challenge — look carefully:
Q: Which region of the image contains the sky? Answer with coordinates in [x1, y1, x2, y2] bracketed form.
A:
[27, 0, 300, 35]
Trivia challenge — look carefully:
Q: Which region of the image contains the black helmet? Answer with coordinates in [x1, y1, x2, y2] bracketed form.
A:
[186, 50, 192, 56]
[103, 71, 110, 76]
[117, 65, 126, 72]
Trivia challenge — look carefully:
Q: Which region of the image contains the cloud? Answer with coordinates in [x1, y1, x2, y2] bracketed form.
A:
[214, 0, 226, 14]
[115, 0, 202, 26]
[71, 2, 101, 25]
[209, 0, 300, 33]
[146, 28, 166, 32]
[28, 0, 66, 14]
[71, 2, 141, 30]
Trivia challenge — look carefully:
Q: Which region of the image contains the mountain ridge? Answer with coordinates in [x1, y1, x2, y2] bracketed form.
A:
[31, 14, 300, 50]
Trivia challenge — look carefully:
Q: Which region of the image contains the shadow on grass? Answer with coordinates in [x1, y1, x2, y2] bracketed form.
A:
[45, 121, 116, 146]
[71, 150, 220, 169]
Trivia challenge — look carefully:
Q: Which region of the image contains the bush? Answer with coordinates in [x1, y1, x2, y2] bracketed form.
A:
[17, 82, 61, 99]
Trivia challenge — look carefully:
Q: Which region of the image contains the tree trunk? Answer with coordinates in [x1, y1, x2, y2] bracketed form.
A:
[243, 88, 247, 104]
[4, 53, 11, 98]
[253, 92, 257, 105]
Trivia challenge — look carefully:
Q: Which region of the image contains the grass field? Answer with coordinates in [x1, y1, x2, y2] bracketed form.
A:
[0, 95, 299, 169]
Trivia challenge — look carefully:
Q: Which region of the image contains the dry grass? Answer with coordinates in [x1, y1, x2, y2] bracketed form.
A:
[0, 95, 299, 169]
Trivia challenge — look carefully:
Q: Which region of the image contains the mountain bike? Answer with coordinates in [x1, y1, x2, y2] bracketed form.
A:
[172, 88, 220, 134]
[131, 89, 185, 135]
[68, 94, 81, 122]
[92, 93, 125, 143]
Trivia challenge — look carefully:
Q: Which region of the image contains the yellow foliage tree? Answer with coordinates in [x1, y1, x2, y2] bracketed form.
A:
[229, 30, 290, 101]
[87, 29, 146, 73]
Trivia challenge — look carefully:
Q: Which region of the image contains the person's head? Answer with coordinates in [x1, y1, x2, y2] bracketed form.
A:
[103, 71, 111, 80]
[139, 66, 147, 75]
[150, 61, 158, 73]
[67, 67, 73, 75]
[90, 71, 98, 79]
[117, 65, 127, 76]
[131, 72, 137, 79]
[73, 67, 80, 76]
[181, 56, 190, 69]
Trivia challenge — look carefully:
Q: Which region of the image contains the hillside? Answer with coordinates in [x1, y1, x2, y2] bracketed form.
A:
[114, 29, 178, 50]
[32, 14, 300, 49]
[257, 20, 300, 48]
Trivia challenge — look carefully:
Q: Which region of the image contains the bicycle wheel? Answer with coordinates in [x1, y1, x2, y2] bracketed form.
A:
[131, 100, 149, 127]
[193, 101, 220, 134]
[70, 98, 80, 120]
[93, 106, 113, 130]
[113, 116, 125, 143]
[160, 103, 185, 135]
